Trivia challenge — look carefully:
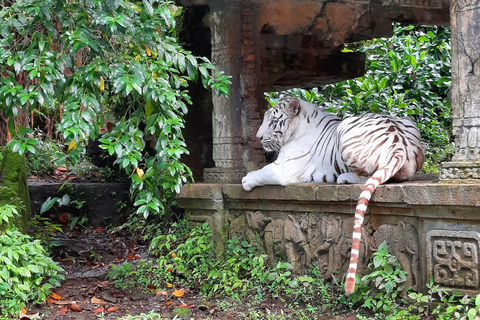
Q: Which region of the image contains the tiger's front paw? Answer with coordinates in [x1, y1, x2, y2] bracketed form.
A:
[242, 173, 256, 191]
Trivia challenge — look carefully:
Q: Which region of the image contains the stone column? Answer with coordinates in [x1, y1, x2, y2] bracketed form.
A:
[440, 0, 480, 179]
[204, 0, 263, 182]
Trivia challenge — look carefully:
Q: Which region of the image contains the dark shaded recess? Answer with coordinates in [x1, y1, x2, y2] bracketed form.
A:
[178, 5, 215, 182]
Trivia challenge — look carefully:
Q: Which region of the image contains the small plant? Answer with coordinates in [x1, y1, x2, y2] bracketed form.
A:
[433, 293, 480, 320]
[0, 204, 64, 318]
[40, 186, 89, 230]
[107, 262, 133, 290]
[29, 215, 63, 249]
[350, 241, 407, 315]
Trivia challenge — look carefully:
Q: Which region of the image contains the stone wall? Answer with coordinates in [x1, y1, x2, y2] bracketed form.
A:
[178, 175, 480, 295]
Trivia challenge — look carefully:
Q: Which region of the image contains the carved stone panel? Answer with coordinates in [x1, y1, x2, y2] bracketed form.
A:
[426, 230, 480, 291]
[227, 210, 420, 286]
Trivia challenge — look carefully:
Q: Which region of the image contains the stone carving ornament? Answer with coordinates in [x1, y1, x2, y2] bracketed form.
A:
[229, 211, 420, 288]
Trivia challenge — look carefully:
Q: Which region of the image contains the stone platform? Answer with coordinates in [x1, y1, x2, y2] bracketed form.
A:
[178, 174, 480, 295]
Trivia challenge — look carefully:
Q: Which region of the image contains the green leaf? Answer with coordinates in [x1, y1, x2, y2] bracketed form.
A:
[475, 293, 480, 307]
[40, 197, 58, 214]
[468, 308, 477, 319]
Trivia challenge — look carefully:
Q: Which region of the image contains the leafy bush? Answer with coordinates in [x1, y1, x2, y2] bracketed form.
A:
[0, 204, 64, 318]
[1, 0, 230, 228]
[350, 241, 407, 315]
[268, 24, 452, 173]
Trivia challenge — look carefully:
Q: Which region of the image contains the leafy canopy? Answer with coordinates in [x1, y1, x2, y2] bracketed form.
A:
[0, 0, 230, 224]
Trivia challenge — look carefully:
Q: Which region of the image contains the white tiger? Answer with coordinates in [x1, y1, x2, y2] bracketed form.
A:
[242, 96, 425, 294]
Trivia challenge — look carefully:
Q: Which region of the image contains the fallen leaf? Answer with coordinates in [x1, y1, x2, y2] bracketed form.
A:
[91, 296, 107, 305]
[147, 284, 156, 292]
[107, 306, 119, 312]
[166, 282, 173, 288]
[56, 300, 77, 305]
[127, 254, 141, 260]
[97, 281, 110, 287]
[56, 167, 68, 172]
[178, 303, 194, 308]
[59, 212, 70, 223]
[21, 308, 27, 314]
[19, 311, 39, 320]
[57, 307, 69, 314]
[172, 289, 184, 297]
[111, 292, 125, 298]
[156, 291, 168, 296]
[69, 303, 82, 312]
[93, 307, 105, 314]
[94, 227, 105, 233]
[45, 297, 57, 304]
[50, 292, 62, 300]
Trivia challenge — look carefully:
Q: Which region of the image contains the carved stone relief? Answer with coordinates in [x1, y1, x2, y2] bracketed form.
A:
[371, 222, 419, 291]
[228, 211, 420, 284]
[427, 230, 480, 290]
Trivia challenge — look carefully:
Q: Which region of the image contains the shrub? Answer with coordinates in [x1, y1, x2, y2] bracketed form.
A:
[0, 204, 64, 318]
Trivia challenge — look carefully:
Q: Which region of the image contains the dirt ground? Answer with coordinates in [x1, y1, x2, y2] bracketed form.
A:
[25, 224, 360, 320]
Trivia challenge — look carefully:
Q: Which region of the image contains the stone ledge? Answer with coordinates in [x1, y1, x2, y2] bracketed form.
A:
[181, 173, 480, 208]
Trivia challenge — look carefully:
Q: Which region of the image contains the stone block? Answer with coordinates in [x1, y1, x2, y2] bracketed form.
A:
[28, 181, 130, 228]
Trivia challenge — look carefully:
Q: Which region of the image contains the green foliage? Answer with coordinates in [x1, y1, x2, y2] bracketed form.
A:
[0, 204, 64, 318]
[0, 204, 18, 231]
[29, 215, 63, 249]
[1, 0, 230, 227]
[350, 241, 407, 316]
[25, 131, 64, 177]
[431, 291, 480, 320]
[111, 220, 331, 306]
[268, 24, 452, 173]
[151, 221, 268, 297]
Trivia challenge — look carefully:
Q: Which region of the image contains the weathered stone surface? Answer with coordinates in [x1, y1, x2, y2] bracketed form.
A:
[179, 175, 480, 294]
[439, 0, 480, 177]
[0, 147, 31, 231]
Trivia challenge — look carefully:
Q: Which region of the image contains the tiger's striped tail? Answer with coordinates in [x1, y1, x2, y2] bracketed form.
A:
[344, 157, 406, 295]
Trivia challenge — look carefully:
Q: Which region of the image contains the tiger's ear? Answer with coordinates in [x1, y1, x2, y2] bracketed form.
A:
[287, 98, 301, 118]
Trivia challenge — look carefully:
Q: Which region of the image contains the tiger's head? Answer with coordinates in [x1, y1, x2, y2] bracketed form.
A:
[257, 96, 301, 152]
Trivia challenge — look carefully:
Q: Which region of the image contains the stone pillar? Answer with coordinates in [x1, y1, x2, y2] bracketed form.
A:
[440, 0, 480, 179]
[204, 0, 264, 182]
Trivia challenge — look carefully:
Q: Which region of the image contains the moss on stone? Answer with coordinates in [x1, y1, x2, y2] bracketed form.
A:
[0, 147, 31, 231]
